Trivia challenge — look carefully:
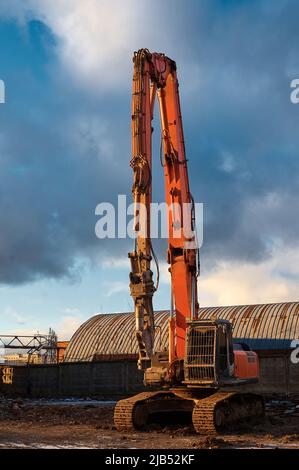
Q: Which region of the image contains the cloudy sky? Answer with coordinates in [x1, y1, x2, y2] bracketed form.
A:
[0, 0, 299, 339]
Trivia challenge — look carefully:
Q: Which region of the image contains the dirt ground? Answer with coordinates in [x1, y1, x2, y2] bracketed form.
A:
[0, 398, 299, 449]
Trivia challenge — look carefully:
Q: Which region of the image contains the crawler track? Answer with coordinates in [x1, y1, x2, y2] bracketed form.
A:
[114, 391, 183, 431]
[114, 390, 264, 434]
[192, 392, 236, 434]
[193, 392, 264, 434]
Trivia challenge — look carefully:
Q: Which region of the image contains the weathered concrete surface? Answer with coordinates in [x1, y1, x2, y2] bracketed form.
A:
[1, 352, 298, 399]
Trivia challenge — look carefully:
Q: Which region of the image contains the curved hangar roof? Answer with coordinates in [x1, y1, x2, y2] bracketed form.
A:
[64, 302, 299, 362]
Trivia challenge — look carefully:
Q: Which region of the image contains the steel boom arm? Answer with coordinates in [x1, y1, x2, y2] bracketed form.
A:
[129, 49, 199, 370]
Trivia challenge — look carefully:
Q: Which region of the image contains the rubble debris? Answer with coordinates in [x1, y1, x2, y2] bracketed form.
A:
[0, 399, 298, 449]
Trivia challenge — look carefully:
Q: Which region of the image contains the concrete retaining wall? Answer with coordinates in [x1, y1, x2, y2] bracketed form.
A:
[0, 353, 298, 399]
[0, 360, 145, 399]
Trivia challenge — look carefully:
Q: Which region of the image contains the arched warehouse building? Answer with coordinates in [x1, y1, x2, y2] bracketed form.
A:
[64, 302, 299, 362]
[2, 303, 298, 399]
[60, 302, 299, 398]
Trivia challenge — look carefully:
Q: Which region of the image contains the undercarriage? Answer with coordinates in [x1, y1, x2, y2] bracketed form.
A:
[114, 389, 264, 435]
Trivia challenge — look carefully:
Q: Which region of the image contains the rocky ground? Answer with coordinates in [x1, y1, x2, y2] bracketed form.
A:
[0, 398, 299, 449]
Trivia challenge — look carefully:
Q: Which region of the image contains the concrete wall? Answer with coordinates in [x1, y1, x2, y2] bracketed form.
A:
[0, 360, 145, 399]
[242, 353, 298, 397]
[0, 353, 298, 399]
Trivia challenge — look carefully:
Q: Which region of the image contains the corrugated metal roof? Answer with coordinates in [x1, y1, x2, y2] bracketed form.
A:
[64, 302, 299, 362]
[64, 311, 170, 362]
[198, 302, 299, 351]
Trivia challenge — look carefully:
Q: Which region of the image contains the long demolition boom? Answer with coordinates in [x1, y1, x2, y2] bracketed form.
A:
[128, 49, 199, 369]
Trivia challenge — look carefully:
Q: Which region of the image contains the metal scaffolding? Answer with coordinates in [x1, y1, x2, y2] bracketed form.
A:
[0, 329, 58, 364]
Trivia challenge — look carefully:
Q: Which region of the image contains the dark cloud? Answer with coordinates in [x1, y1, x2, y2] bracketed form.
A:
[1, 2, 299, 285]
[176, 0, 299, 268]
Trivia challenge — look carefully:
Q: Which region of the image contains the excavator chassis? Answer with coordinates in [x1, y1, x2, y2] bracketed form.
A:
[115, 49, 265, 438]
[114, 390, 264, 435]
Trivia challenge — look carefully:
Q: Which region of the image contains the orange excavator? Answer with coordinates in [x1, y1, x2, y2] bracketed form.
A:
[114, 49, 264, 434]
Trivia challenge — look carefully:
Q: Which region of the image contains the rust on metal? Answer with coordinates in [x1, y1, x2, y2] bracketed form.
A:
[64, 302, 299, 362]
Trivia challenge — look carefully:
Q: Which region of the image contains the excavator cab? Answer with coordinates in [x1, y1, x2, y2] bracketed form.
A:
[184, 318, 259, 388]
[185, 319, 240, 387]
